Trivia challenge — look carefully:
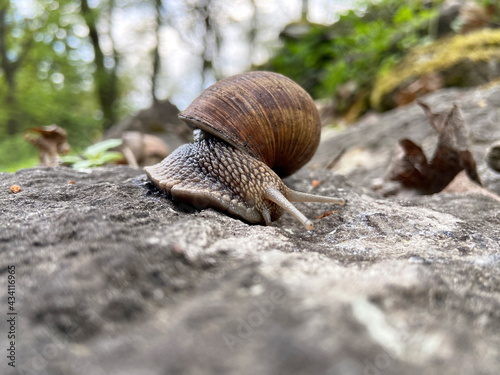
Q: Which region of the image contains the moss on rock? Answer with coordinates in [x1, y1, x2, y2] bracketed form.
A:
[371, 28, 500, 110]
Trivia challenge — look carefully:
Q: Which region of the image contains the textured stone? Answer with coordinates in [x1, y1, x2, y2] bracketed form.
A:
[1, 86, 500, 375]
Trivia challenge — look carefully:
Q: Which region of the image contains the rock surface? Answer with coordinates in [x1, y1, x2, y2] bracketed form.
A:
[1, 86, 500, 375]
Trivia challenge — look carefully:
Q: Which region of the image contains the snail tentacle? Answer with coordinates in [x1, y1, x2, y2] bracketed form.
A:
[264, 187, 314, 230]
[286, 190, 345, 205]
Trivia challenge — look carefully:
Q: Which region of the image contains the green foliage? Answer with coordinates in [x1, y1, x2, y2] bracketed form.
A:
[0, 134, 38, 172]
[61, 138, 123, 169]
[267, 0, 442, 100]
[0, 0, 122, 171]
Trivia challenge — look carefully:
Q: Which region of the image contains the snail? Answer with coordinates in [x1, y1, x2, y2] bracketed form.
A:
[144, 71, 344, 230]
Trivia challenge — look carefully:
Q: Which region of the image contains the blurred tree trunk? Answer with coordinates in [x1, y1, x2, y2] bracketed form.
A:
[248, 0, 257, 65]
[199, 0, 220, 88]
[81, 0, 119, 130]
[301, 0, 309, 21]
[151, 0, 162, 103]
[0, 2, 31, 135]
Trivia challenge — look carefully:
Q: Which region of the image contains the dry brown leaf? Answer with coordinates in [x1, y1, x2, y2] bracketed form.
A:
[311, 179, 321, 188]
[376, 102, 481, 196]
[24, 124, 70, 167]
[394, 73, 443, 107]
[10, 185, 21, 194]
[442, 171, 500, 202]
[316, 210, 339, 220]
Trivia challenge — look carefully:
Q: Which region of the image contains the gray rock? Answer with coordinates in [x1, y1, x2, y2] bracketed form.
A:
[1, 87, 500, 375]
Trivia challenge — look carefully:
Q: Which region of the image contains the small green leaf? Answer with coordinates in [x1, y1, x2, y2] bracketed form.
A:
[83, 139, 123, 158]
[95, 151, 124, 164]
[394, 6, 414, 25]
[71, 159, 96, 170]
[60, 155, 83, 164]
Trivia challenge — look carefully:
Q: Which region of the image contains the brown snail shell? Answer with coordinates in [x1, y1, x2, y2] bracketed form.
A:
[145, 71, 344, 230]
[178, 71, 321, 177]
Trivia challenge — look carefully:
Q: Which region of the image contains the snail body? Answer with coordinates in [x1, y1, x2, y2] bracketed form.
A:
[145, 71, 344, 230]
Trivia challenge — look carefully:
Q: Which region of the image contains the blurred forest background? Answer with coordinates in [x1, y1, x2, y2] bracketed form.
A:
[0, 0, 499, 171]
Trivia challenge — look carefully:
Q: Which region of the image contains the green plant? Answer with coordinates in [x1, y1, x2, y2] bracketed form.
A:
[62, 139, 124, 169]
[266, 0, 442, 106]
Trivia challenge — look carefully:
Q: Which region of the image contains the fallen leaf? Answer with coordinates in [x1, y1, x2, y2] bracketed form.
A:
[395, 73, 443, 107]
[376, 102, 481, 196]
[384, 139, 429, 190]
[316, 210, 339, 220]
[311, 179, 321, 188]
[10, 185, 21, 194]
[24, 124, 70, 167]
[442, 170, 500, 202]
[68, 180, 76, 184]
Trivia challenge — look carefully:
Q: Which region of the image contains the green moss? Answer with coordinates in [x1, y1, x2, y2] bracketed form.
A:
[371, 28, 500, 109]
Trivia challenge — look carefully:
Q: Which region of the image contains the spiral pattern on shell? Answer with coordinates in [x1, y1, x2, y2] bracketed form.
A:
[178, 71, 321, 177]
